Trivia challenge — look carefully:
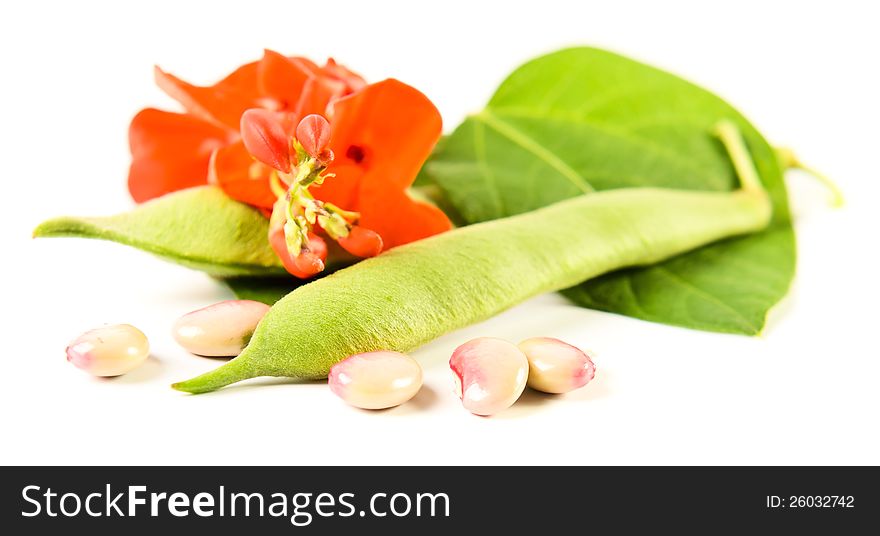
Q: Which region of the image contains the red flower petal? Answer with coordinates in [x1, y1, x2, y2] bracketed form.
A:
[337, 226, 383, 257]
[321, 58, 367, 94]
[134, 56, 449, 254]
[305, 233, 328, 261]
[326, 79, 442, 190]
[269, 229, 327, 278]
[208, 141, 277, 209]
[240, 109, 292, 173]
[128, 108, 233, 203]
[295, 75, 348, 118]
[257, 50, 318, 111]
[311, 160, 362, 209]
[296, 114, 332, 158]
[314, 79, 451, 248]
[154, 61, 262, 130]
[358, 188, 453, 249]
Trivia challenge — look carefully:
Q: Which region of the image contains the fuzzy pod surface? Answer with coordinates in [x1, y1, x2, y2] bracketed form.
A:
[174, 172, 771, 394]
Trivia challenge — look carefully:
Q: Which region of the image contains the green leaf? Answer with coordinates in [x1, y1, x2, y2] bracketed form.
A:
[34, 186, 287, 278]
[421, 47, 795, 335]
[562, 227, 794, 334]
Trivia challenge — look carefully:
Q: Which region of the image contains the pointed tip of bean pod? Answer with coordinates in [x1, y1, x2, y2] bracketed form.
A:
[171, 355, 257, 394]
[32, 217, 97, 239]
[32, 220, 57, 238]
[171, 376, 217, 394]
[170, 381, 190, 393]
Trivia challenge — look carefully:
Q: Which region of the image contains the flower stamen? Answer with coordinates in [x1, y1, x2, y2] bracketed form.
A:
[240, 111, 385, 277]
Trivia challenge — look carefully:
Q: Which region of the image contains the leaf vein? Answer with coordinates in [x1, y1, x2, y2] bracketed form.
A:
[472, 119, 506, 217]
[653, 266, 760, 333]
[488, 109, 722, 180]
[475, 111, 594, 195]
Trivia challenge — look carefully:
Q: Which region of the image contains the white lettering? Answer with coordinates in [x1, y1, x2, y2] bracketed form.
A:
[167, 492, 190, 517]
[43, 489, 57, 517]
[291, 493, 313, 527]
[150, 492, 167, 516]
[59, 493, 82, 516]
[106, 484, 124, 516]
[193, 492, 214, 517]
[370, 493, 387, 517]
[128, 485, 147, 516]
[230, 493, 263, 516]
[389, 493, 411, 516]
[85, 493, 102, 517]
[21, 486, 41, 517]
[268, 493, 287, 517]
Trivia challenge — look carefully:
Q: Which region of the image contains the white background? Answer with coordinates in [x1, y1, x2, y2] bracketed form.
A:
[1, 0, 878, 465]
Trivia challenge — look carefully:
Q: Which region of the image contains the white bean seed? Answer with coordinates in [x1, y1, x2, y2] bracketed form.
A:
[66, 324, 150, 377]
[328, 351, 423, 410]
[518, 337, 596, 394]
[172, 300, 270, 357]
[449, 337, 528, 416]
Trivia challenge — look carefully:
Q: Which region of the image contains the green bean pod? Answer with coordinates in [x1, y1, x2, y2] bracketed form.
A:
[175, 188, 770, 394]
[173, 122, 772, 394]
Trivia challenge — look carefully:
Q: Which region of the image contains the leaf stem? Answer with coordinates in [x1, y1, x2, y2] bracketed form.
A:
[776, 147, 844, 207]
[714, 120, 764, 195]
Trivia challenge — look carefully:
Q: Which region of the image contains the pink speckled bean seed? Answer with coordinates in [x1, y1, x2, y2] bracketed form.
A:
[66, 324, 150, 377]
[173, 300, 270, 357]
[328, 351, 423, 410]
[449, 337, 528, 416]
[518, 337, 596, 394]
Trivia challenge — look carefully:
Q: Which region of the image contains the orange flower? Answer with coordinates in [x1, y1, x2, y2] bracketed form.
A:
[315, 79, 451, 249]
[128, 50, 451, 251]
[129, 50, 361, 203]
